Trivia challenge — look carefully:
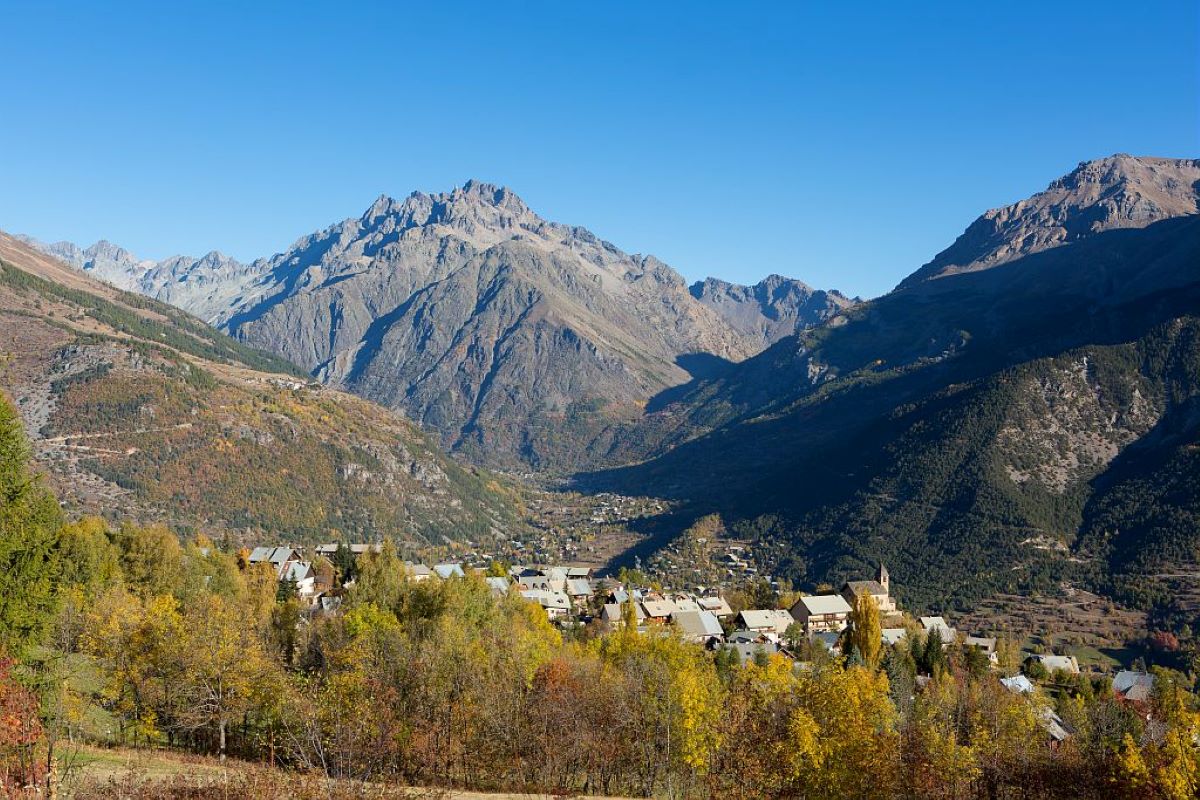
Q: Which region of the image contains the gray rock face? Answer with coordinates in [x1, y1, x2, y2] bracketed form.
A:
[899, 155, 1200, 289]
[689, 274, 857, 347]
[25, 181, 845, 471]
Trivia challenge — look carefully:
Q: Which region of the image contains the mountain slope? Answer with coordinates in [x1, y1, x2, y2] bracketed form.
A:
[28, 182, 848, 471]
[688, 274, 856, 347]
[899, 154, 1200, 289]
[0, 232, 522, 546]
[584, 155, 1200, 612]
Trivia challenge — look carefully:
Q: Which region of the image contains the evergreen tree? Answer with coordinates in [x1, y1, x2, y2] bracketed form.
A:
[0, 395, 61, 653]
[332, 541, 357, 584]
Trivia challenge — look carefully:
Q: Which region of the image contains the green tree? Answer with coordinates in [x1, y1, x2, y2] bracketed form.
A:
[112, 523, 183, 600]
[350, 540, 405, 612]
[332, 541, 357, 584]
[56, 516, 119, 594]
[0, 394, 61, 653]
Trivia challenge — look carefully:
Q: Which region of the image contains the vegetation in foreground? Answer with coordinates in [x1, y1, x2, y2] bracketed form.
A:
[1, 393, 1199, 799]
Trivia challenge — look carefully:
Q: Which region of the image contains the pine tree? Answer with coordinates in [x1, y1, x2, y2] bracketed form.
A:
[0, 395, 61, 653]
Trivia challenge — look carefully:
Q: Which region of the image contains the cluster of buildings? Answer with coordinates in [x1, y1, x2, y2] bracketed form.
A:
[245, 545, 1161, 743]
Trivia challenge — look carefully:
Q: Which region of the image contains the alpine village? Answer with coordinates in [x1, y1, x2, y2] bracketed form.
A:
[0, 5, 1198, 799]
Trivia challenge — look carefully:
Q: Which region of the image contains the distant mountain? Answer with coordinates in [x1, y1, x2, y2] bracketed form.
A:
[899, 154, 1200, 289]
[585, 155, 1200, 613]
[26, 182, 846, 471]
[689, 275, 856, 347]
[0, 232, 522, 547]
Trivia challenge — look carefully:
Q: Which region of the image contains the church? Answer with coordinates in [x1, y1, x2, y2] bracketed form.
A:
[840, 563, 897, 614]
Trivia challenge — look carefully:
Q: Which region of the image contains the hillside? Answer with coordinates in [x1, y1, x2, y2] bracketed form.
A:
[25, 183, 848, 471]
[0, 233, 521, 546]
[584, 155, 1200, 613]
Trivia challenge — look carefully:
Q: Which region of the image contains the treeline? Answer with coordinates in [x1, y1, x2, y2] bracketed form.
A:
[2, 396, 1200, 798]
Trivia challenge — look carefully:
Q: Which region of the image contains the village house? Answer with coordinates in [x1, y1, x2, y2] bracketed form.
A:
[964, 635, 999, 665]
[521, 588, 571, 619]
[485, 576, 511, 596]
[919, 616, 957, 645]
[433, 563, 466, 580]
[720, 638, 785, 666]
[601, 601, 645, 627]
[641, 597, 678, 624]
[672, 609, 724, 645]
[736, 608, 796, 639]
[1113, 670, 1154, 707]
[789, 594, 852, 634]
[247, 546, 302, 572]
[281, 560, 318, 602]
[840, 563, 897, 614]
[405, 562, 434, 581]
[565, 578, 593, 608]
[697, 595, 734, 618]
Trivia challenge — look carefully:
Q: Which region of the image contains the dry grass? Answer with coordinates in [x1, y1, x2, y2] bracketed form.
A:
[62, 745, 630, 800]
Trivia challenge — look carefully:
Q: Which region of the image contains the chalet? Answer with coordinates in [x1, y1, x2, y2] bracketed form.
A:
[919, 616, 957, 645]
[433, 563, 466, 580]
[737, 609, 796, 638]
[405, 563, 434, 582]
[601, 601, 646, 627]
[789, 594, 851, 634]
[840, 563, 897, 614]
[673, 610, 724, 645]
[882, 627, 907, 646]
[281, 560, 317, 602]
[964, 636, 999, 664]
[1113, 670, 1154, 706]
[641, 597, 678, 624]
[697, 596, 734, 618]
[565, 579, 593, 606]
[248, 546, 302, 572]
[521, 589, 571, 619]
[1001, 675, 1036, 694]
[485, 576, 511, 596]
[1038, 708, 1074, 746]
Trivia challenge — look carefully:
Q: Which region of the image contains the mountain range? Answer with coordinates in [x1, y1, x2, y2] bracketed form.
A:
[13, 153, 1200, 618]
[28, 184, 852, 470]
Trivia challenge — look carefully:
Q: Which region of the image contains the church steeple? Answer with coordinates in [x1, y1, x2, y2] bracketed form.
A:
[877, 562, 889, 593]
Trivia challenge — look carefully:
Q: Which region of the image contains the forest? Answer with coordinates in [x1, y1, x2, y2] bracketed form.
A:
[1, 392, 1199, 799]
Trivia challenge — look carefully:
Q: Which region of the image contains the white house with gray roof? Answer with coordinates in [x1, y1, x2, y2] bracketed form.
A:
[789, 594, 852, 634]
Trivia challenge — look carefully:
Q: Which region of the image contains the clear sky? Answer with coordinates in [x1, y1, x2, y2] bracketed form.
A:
[1, 1, 1195, 298]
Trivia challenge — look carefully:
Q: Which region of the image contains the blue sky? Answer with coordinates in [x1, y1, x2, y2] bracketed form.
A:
[1, 1, 1195, 298]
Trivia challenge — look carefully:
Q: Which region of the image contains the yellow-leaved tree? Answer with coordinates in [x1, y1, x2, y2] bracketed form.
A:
[847, 591, 882, 669]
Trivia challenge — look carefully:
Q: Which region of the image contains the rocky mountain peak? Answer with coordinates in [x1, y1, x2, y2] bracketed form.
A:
[899, 154, 1200, 289]
[353, 181, 541, 249]
[85, 239, 142, 264]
